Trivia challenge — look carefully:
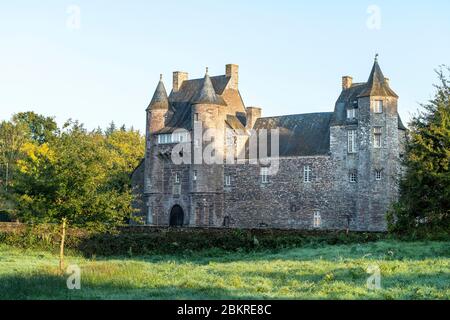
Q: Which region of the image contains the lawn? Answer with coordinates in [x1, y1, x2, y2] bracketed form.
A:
[0, 240, 449, 300]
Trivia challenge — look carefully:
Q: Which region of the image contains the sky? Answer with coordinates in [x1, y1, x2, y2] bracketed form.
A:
[1, 0, 449, 133]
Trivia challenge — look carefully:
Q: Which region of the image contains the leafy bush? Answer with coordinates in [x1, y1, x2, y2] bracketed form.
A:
[0, 225, 387, 257]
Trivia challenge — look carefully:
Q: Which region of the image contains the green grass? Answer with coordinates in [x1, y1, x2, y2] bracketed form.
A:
[0, 240, 449, 300]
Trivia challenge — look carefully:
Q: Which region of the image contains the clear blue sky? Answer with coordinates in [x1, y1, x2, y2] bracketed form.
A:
[1, 0, 449, 132]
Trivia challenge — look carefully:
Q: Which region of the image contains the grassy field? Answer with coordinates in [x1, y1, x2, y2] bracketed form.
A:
[0, 240, 449, 300]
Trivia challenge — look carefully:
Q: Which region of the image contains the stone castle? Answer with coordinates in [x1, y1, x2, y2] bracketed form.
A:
[131, 57, 407, 231]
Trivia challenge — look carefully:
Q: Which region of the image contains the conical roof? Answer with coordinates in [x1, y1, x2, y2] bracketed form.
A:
[192, 68, 226, 105]
[358, 55, 398, 98]
[147, 75, 169, 111]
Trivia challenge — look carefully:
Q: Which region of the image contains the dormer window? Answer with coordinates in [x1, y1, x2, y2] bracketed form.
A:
[374, 100, 383, 113]
[347, 108, 357, 119]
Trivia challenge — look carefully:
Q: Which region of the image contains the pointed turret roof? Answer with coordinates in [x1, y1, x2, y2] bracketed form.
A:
[147, 75, 169, 111]
[358, 55, 398, 98]
[192, 68, 226, 105]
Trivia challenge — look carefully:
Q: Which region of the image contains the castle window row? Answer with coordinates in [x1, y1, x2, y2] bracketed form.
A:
[157, 132, 190, 144]
[173, 168, 384, 185]
[347, 127, 385, 152]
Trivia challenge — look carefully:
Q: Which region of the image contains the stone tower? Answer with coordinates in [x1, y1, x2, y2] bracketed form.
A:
[355, 56, 400, 231]
[330, 55, 401, 231]
[189, 68, 227, 226]
[144, 75, 170, 224]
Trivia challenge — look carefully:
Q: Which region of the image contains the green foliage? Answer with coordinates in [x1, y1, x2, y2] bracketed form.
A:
[0, 225, 387, 256]
[388, 66, 450, 235]
[1, 113, 145, 228]
[12, 112, 58, 144]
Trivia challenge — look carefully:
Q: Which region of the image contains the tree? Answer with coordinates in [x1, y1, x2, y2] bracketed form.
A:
[0, 120, 30, 191]
[105, 121, 117, 136]
[13, 111, 58, 144]
[388, 66, 450, 234]
[10, 120, 145, 228]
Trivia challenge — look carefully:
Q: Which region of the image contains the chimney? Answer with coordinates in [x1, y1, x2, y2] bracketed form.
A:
[246, 106, 261, 129]
[173, 71, 188, 92]
[342, 76, 353, 90]
[226, 64, 239, 90]
[384, 77, 390, 86]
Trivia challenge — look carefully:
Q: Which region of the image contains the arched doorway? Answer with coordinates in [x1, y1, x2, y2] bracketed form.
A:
[169, 205, 184, 227]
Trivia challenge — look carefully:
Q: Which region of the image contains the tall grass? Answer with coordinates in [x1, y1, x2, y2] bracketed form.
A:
[0, 240, 448, 300]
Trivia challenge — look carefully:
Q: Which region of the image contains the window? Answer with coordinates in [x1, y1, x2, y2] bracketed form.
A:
[175, 173, 180, 184]
[373, 127, 382, 148]
[225, 175, 231, 186]
[347, 108, 356, 119]
[193, 170, 197, 181]
[348, 130, 357, 153]
[158, 134, 172, 144]
[374, 100, 383, 113]
[313, 211, 321, 228]
[226, 130, 235, 146]
[173, 131, 189, 143]
[194, 113, 199, 121]
[261, 167, 269, 184]
[349, 171, 357, 183]
[375, 170, 382, 181]
[304, 165, 311, 183]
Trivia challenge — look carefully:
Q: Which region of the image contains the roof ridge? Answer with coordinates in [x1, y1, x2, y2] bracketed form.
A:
[259, 112, 333, 119]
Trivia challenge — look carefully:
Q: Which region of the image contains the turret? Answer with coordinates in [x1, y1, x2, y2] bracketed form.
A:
[190, 68, 227, 226]
[355, 55, 400, 231]
[146, 74, 170, 135]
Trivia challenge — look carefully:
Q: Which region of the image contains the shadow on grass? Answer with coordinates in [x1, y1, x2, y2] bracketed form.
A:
[1, 269, 447, 300]
[0, 273, 265, 300]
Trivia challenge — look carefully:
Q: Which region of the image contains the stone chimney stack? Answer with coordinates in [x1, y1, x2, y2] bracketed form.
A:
[173, 71, 188, 92]
[342, 76, 353, 90]
[246, 106, 261, 129]
[226, 64, 239, 90]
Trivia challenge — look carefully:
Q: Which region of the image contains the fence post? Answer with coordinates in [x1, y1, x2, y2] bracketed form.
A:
[59, 218, 67, 272]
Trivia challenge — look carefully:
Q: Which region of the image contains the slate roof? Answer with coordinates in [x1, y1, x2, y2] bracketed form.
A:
[332, 59, 405, 130]
[147, 77, 169, 111]
[226, 114, 246, 131]
[192, 73, 227, 106]
[358, 58, 398, 98]
[157, 75, 230, 133]
[253, 113, 333, 157]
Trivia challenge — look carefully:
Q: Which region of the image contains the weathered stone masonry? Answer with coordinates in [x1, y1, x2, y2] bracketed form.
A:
[131, 58, 408, 231]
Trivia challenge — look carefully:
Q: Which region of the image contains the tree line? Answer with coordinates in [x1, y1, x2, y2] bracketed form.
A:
[0, 112, 144, 228]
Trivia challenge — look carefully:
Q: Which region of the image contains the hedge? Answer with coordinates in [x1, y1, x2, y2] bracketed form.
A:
[0, 224, 388, 257]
